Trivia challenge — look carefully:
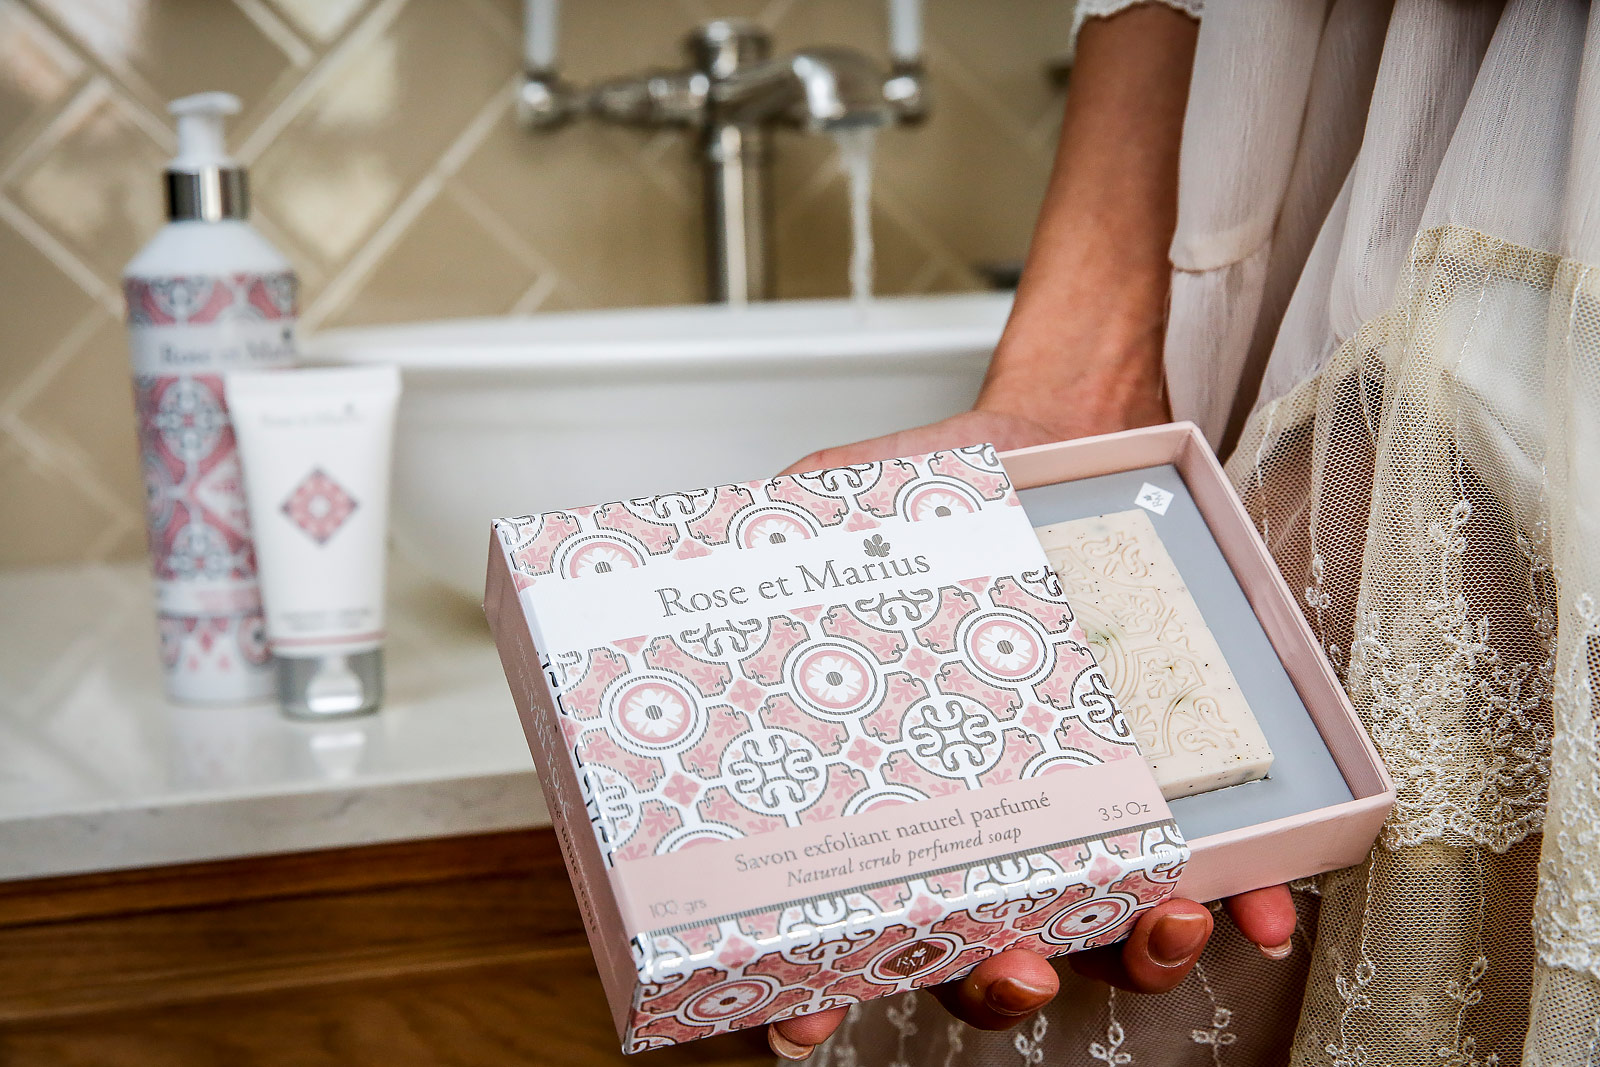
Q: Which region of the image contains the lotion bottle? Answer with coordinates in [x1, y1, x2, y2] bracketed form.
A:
[125, 92, 297, 704]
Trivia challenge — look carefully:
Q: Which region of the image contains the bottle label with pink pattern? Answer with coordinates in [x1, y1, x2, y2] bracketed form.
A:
[126, 271, 296, 704]
[491, 444, 1189, 1049]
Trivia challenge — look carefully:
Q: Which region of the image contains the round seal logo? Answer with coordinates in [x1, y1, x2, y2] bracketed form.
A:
[868, 934, 958, 982]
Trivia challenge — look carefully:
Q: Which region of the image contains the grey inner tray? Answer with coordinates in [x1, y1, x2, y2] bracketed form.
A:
[1017, 464, 1353, 841]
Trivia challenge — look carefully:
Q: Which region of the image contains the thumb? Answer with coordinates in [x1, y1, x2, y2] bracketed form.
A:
[768, 1007, 849, 1061]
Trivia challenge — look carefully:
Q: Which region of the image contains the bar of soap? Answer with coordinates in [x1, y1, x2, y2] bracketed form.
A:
[1033, 509, 1274, 799]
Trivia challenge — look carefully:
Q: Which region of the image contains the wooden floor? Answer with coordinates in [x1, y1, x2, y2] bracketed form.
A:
[0, 831, 772, 1066]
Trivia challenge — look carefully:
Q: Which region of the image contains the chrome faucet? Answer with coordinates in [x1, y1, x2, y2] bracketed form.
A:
[519, 18, 927, 304]
[707, 44, 897, 131]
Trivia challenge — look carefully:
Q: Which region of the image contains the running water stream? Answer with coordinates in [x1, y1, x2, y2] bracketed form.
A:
[831, 126, 878, 306]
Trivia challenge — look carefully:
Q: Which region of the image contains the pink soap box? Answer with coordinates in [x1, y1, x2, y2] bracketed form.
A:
[483, 423, 1394, 1052]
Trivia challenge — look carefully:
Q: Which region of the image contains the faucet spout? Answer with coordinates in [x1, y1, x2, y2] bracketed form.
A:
[520, 12, 926, 303]
[712, 47, 893, 132]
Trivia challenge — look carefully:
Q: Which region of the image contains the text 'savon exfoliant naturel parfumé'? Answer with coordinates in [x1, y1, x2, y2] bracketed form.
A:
[484, 445, 1189, 1051]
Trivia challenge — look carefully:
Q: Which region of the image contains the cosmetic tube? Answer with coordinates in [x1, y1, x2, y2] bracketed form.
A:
[226, 366, 401, 719]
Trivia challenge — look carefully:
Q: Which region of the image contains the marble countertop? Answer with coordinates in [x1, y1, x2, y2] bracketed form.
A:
[0, 562, 546, 882]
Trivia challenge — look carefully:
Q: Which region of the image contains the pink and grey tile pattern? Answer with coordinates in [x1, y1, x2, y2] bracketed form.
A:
[494, 446, 1185, 1048]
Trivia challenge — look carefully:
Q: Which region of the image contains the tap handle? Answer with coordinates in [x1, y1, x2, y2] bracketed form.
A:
[887, 0, 922, 63]
[519, 0, 580, 128]
[524, 0, 558, 71]
[884, 0, 928, 125]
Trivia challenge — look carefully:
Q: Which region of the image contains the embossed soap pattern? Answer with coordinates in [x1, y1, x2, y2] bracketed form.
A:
[1032, 508, 1275, 800]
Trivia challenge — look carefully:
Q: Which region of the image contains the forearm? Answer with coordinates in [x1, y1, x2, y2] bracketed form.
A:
[978, 4, 1197, 436]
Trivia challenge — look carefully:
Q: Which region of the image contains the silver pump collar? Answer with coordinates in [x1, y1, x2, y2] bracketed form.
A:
[166, 167, 248, 222]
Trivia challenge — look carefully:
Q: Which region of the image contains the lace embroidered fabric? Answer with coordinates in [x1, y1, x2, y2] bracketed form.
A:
[808, 0, 1600, 1063]
[811, 891, 1322, 1067]
[1170, 5, 1600, 1061]
[1227, 225, 1571, 1067]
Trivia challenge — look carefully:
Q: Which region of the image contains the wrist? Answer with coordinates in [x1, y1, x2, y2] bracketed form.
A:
[976, 315, 1168, 440]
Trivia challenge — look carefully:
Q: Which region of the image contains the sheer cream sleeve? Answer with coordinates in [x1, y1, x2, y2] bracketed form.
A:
[1070, 0, 1203, 51]
[816, 3, 1600, 1064]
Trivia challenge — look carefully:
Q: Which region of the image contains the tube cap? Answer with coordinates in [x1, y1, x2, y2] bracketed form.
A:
[166, 92, 248, 222]
[276, 650, 384, 720]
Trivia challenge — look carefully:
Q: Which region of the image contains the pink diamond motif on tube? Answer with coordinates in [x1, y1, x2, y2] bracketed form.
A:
[282, 468, 358, 544]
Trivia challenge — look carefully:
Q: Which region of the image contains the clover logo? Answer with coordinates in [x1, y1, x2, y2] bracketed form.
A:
[862, 534, 891, 558]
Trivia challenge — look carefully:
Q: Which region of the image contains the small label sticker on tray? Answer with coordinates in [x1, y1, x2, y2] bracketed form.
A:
[1136, 482, 1174, 515]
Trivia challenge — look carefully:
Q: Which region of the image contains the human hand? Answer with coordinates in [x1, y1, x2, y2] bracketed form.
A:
[778, 408, 1068, 476]
[766, 403, 1295, 1059]
[767, 886, 1296, 1060]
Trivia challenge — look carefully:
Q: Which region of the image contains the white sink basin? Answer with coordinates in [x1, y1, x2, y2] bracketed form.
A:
[304, 293, 1010, 597]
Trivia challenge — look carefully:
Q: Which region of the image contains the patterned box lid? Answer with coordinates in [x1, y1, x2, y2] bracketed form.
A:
[490, 444, 1187, 1049]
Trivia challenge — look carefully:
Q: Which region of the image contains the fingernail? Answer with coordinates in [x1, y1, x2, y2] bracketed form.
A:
[1260, 939, 1293, 960]
[768, 1030, 814, 1061]
[984, 976, 1053, 1017]
[1148, 913, 1210, 967]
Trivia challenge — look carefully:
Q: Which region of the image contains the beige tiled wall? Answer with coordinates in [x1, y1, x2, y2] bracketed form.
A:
[0, 0, 1068, 567]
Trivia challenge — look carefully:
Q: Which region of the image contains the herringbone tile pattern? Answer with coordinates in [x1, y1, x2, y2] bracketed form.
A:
[0, 0, 1069, 566]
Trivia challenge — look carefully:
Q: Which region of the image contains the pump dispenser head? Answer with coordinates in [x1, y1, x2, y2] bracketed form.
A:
[165, 92, 248, 222]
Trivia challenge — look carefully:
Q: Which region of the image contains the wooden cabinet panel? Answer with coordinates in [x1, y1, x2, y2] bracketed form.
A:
[0, 956, 771, 1066]
[0, 831, 771, 1066]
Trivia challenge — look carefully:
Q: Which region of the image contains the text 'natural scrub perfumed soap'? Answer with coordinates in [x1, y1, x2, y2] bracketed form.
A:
[485, 445, 1188, 1051]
